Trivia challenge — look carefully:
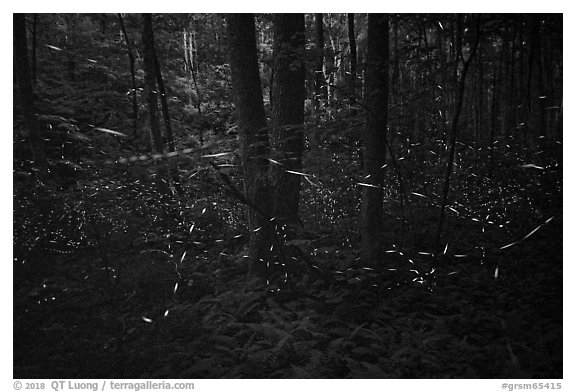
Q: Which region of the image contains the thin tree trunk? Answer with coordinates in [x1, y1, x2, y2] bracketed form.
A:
[475, 40, 484, 153]
[499, 25, 510, 137]
[226, 14, 273, 278]
[183, 29, 189, 73]
[529, 16, 546, 142]
[14, 13, 46, 168]
[491, 24, 508, 174]
[211, 15, 223, 64]
[518, 17, 530, 148]
[391, 16, 399, 97]
[151, 40, 175, 152]
[324, 14, 337, 106]
[118, 13, 138, 138]
[148, 18, 183, 195]
[489, 57, 499, 176]
[314, 13, 326, 106]
[184, 18, 205, 144]
[141, 14, 163, 154]
[349, 12, 361, 167]
[509, 22, 517, 136]
[360, 14, 389, 265]
[435, 16, 481, 250]
[435, 19, 448, 139]
[348, 13, 357, 112]
[32, 14, 38, 86]
[270, 14, 306, 231]
[309, 13, 325, 149]
[447, 16, 458, 124]
[189, 18, 204, 126]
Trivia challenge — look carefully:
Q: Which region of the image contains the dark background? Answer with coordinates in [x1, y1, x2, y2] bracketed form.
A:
[13, 13, 562, 378]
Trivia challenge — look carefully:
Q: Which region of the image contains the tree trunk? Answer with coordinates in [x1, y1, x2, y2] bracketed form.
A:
[270, 14, 306, 231]
[314, 13, 326, 106]
[148, 19, 183, 195]
[529, 16, 546, 143]
[151, 37, 175, 153]
[14, 13, 46, 167]
[187, 17, 205, 144]
[474, 40, 484, 153]
[360, 14, 389, 265]
[508, 23, 517, 136]
[517, 17, 530, 148]
[435, 15, 480, 250]
[489, 48, 500, 176]
[348, 13, 357, 112]
[492, 25, 507, 174]
[32, 14, 38, 86]
[499, 25, 510, 137]
[226, 14, 273, 278]
[118, 14, 138, 138]
[141, 14, 163, 154]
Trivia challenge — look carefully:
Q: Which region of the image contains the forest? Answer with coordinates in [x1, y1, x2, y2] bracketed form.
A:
[13, 13, 562, 379]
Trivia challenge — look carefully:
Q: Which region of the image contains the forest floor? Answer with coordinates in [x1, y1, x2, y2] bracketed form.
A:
[13, 126, 562, 378]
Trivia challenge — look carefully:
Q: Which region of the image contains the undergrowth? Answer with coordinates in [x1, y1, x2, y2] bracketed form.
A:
[13, 116, 562, 378]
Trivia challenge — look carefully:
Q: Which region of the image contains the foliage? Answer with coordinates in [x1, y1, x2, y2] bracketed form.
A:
[13, 13, 561, 379]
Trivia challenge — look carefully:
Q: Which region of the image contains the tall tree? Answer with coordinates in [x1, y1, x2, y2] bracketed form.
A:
[473, 39, 484, 153]
[491, 24, 507, 174]
[141, 14, 163, 154]
[14, 13, 46, 167]
[435, 15, 481, 249]
[118, 14, 138, 138]
[31, 14, 38, 86]
[147, 15, 182, 195]
[360, 14, 389, 265]
[183, 16, 204, 133]
[313, 13, 326, 107]
[498, 24, 511, 139]
[528, 16, 546, 142]
[226, 14, 273, 278]
[270, 14, 306, 233]
[151, 30, 176, 153]
[348, 13, 357, 108]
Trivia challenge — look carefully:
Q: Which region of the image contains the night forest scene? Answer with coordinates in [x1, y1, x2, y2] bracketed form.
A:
[13, 13, 562, 379]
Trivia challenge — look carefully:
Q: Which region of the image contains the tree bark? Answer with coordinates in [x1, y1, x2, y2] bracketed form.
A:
[517, 17, 530, 148]
[492, 24, 507, 174]
[360, 14, 389, 265]
[32, 14, 38, 86]
[314, 13, 326, 107]
[14, 13, 46, 167]
[529, 16, 546, 142]
[270, 14, 306, 231]
[499, 24, 510, 137]
[186, 16, 204, 124]
[147, 17, 183, 195]
[226, 14, 273, 278]
[141, 14, 163, 154]
[151, 36, 175, 153]
[474, 40, 484, 153]
[348, 13, 357, 112]
[118, 14, 138, 138]
[509, 22, 517, 136]
[435, 15, 480, 250]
